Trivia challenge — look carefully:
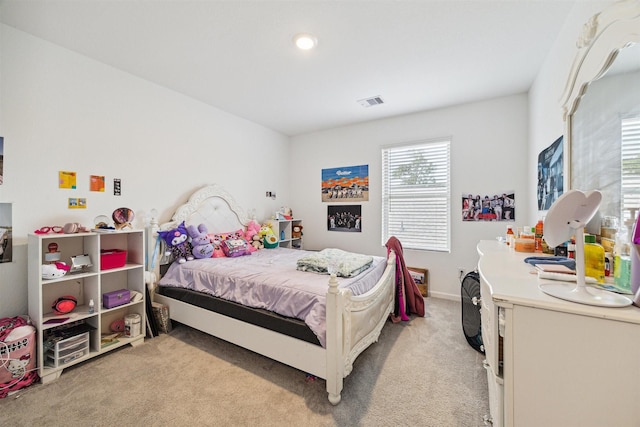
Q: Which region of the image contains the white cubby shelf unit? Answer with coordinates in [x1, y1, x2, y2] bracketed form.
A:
[28, 230, 146, 384]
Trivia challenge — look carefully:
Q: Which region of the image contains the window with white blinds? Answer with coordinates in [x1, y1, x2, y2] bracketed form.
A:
[382, 139, 451, 252]
[622, 116, 640, 224]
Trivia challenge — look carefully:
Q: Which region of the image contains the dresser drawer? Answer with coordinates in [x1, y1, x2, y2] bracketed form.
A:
[480, 278, 501, 377]
[484, 359, 504, 427]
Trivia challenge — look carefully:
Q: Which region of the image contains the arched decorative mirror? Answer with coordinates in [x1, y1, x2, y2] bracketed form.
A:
[560, 0, 640, 230]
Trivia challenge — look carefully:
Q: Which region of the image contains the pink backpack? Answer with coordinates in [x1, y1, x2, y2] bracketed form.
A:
[0, 316, 39, 398]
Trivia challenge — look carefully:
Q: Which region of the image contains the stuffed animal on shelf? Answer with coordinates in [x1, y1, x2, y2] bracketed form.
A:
[187, 223, 214, 259]
[158, 221, 194, 264]
[292, 224, 303, 239]
[244, 220, 261, 252]
[260, 222, 278, 249]
[41, 262, 70, 280]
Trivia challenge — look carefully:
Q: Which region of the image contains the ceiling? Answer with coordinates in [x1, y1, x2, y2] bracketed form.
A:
[0, 0, 583, 136]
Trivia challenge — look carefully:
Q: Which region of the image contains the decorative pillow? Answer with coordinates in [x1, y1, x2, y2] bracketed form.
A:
[207, 229, 246, 258]
[221, 239, 251, 257]
[209, 235, 226, 258]
[207, 229, 245, 243]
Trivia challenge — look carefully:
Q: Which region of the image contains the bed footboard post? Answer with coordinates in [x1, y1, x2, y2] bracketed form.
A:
[325, 273, 344, 405]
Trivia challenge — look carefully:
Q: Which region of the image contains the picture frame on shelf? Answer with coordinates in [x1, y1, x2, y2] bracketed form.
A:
[408, 267, 428, 297]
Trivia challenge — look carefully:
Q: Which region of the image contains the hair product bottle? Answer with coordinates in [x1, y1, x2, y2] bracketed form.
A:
[631, 211, 640, 294]
[614, 225, 631, 293]
[535, 218, 544, 252]
[584, 234, 605, 283]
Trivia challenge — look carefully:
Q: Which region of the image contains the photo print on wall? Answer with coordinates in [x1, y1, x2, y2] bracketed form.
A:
[327, 205, 362, 232]
[537, 136, 563, 211]
[0, 136, 4, 185]
[90, 175, 105, 192]
[59, 170, 77, 189]
[0, 203, 12, 263]
[462, 192, 515, 222]
[321, 165, 369, 202]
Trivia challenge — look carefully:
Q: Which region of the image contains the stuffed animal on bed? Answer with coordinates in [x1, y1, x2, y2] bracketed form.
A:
[250, 233, 264, 250]
[187, 223, 215, 259]
[260, 222, 278, 249]
[244, 220, 261, 252]
[210, 234, 226, 258]
[158, 221, 194, 264]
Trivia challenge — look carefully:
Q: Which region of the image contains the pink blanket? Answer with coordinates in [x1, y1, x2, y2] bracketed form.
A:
[385, 236, 425, 322]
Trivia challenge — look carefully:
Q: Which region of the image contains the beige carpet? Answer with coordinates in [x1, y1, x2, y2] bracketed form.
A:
[1, 297, 488, 426]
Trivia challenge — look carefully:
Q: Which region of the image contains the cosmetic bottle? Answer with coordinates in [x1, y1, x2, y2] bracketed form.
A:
[631, 211, 640, 294]
[584, 234, 605, 283]
[614, 225, 631, 293]
[506, 226, 514, 247]
[567, 238, 576, 259]
[535, 218, 544, 252]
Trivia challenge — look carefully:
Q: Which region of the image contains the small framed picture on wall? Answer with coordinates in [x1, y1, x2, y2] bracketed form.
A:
[407, 267, 428, 297]
[327, 205, 362, 232]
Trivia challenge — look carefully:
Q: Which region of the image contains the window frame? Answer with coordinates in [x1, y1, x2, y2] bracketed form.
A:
[381, 138, 451, 252]
[621, 115, 640, 225]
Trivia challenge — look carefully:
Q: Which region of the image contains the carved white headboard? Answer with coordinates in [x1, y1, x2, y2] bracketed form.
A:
[159, 184, 251, 234]
[147, 184, 252, 274]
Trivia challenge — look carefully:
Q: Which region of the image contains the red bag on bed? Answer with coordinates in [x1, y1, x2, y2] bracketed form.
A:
[0, 316, 39, 398]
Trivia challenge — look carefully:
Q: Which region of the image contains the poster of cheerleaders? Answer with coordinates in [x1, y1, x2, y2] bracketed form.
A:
[462, 192, 515, 222]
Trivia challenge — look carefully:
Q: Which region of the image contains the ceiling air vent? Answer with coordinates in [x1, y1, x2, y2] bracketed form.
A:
[357, 96, 385, 108]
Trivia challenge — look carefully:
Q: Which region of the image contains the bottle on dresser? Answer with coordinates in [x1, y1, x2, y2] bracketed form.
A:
[506, 226, 515, 247]
[614, 225, 632, 293]
[631, 211, 640, 295]
[535, 218, 544, 252]
[584, 234, 605, 283]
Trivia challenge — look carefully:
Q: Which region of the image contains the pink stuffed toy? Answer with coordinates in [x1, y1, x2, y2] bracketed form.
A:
[210, 234, 226, 258]
[244, 220, 261, 252]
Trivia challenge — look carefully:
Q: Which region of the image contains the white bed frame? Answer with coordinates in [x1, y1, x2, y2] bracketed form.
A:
[149, 184, 396, 404]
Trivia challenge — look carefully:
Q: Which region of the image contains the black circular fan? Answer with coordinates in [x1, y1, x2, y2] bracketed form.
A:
[461, 271, 484, 354]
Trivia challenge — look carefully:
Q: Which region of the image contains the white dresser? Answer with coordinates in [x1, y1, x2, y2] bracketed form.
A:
[477, 240, 640, 427]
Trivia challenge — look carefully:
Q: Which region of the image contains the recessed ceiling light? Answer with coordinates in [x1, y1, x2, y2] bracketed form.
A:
[293, 33, 318, 50]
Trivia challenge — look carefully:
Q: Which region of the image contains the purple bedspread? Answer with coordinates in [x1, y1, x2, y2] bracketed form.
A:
[157, 247, 386, 347]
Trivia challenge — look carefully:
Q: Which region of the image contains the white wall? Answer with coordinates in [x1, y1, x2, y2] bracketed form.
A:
[528, 0, 615, 224]
[0, 25, 291, 318]
[0, 0, 620, 315]
[290, 94, 529, 299]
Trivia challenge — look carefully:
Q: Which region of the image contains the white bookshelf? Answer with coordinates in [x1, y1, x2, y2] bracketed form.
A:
[273, 218, 303, 249]
[28, 230, 145, 384]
